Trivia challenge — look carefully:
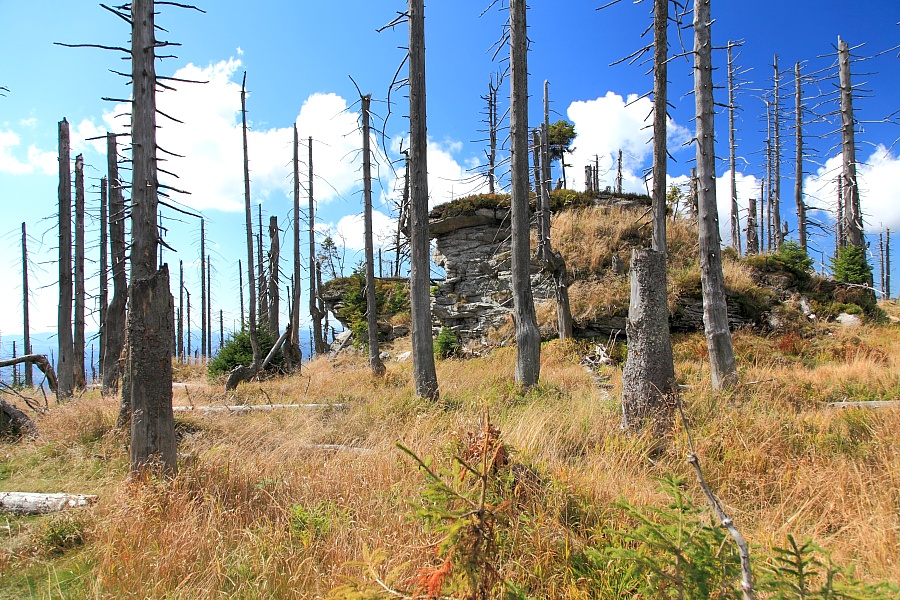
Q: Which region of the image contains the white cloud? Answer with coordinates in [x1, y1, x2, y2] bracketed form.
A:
[0, 129, 56, 175]
[566, 91, 691, 194]
[19, 117, 36, 128]
[70, 119, 107, 155]
[804, 145, 900, 234]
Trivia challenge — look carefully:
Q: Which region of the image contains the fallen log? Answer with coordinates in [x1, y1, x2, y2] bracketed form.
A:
[0, 354, 58, 394]
[0, 492, 97, 515]
[0, 398, 37, 436]
[828, 401, 899, 409]
[172, 403, 345, 413]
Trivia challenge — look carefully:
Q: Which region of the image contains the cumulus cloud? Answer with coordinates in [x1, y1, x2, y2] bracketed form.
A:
[667, 170, 761, 246]
[804, 145, 900, 234]
[566, 91, 691, 194]
[0, 129, 56, 175]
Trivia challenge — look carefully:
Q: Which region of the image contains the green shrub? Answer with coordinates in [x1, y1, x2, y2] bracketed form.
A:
[40, 515, 86, 554]
[776, 241, 814, 278]
[208, 323, 283, 378]
[831, 245, 872, 285]
[435, 326, 461, 359]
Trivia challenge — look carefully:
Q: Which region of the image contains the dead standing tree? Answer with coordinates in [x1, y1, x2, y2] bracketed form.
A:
[99, 176, 108, 378]
[408, 0, 440, 399]
[57, 119, 75, 400]
[694, 0, 737, 390]
[21, 222, 33, 387]
[510, 0, 541, 388]
[267, 215, 280, 336]
[360, 95, 385, 377]
[794, 61, 808, 251]
[771, 55, 784, 250]
[123, 0, 177, 475]
[226, 72, 263, 391]
[838, 37, 863, 247]
[307, 135, 327, 356]
[103, 133, 127, 396]
[74, 154, 86, 390]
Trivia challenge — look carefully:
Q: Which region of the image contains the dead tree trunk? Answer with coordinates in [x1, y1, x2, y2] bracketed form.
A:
[200, 218, 206, 359]
[288, 125, 302, 366]
[257, 204, 268, 331]
[238, 260, 244, 328]
[653, 0, 669, 254]
[694, 0, 737, 391]
[361, 95, 385, 377]
[794, 62, 807, 251]
[308, 135, 326, 356]
[746, 186, 759, 254]
[99, 177, 108, 378]
[510, 0, 541, 388]
[73, 154, 86, 389]
[22, 222, 32, 387]
[408, 0, 439, 399]
[485, 74, 500, 194]
[727, 42, 740, 254]
[540, 82, 552, 260]
[268, 215, 280, 335]
[838, 37, 863, 247]
[622, 249, 675, 430]
[886, 229, 892, 298]
[178, 260, 184, 362]
[0, 355, 58, 394]
[616, 149, 624, 195]
[225, 72, 262, 391]
[0, 398, 36, 437]
[57, 119, 74, 400]
[772, 55, 783, 249]
[206, 254, 212, 354]
[102, 133, 127, 396]
[127, 0, 176, 475]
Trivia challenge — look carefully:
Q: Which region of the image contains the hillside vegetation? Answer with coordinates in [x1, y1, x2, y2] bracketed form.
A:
[1, 299, 898, 597]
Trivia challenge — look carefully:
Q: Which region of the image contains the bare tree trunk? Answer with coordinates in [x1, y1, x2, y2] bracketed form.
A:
[127, 0, 175, 475]
[0, 398, 36, 437]
[206, 253, 212, 355]
[394, 152, 410, 278]
[219, 310, 223, 350]
[794, 62, 807, 251]
[837, 177, 845, 249]
[838, 37, 863, 247]
[22, 222, 32, 386]
[765, 104, 773, 251]
[361, 95, 385, 377]
[622, 249, 675, 430]
[486, 74, 499, 194]
[772, 55, 783, 249]
[540, 82, 552, 261]
[102, 133, 127, 395]
[178, 260, 184, 362]
[532, 129, 541, 204]
[510, 0, 541, 388]
[727, 42, 740, 254]
[73, 154, 86, 390]
[886, 228, 891, 298]
[238, 260, 244, 328]
[653, 0, 669, 254]
[746, 186, 759, 254]
[99, 177, 108, 378]
[0, 355, 58, 394]
[694, 0, 737, 391]
[186, 290, 191, 359]
[225, 72, 261, 391]
[257, 204, 268, 331]
[879, 233, 886, 297]
[57, 119, 74, 400]
[408, 0, 439, 399]
[289, 125, 303, 364]
[616, 149, 624, 195]
[200, 218, 206, 359]
[268, 215, 280, 335]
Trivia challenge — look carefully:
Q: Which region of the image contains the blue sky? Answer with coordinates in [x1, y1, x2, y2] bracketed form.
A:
[1, 0, 899, 344]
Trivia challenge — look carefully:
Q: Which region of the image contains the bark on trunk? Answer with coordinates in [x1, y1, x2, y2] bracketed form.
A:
[622, 249, 675, 430]
[74, 154, 86, 389]
[0, 400, 37, 437]
[838, 37, 863, 247]
[287, 125, 302, 366]
[99, 177, 108, 378]
[510, 0, 541, 388]
[408, 0, 439, 399]
[22, 223, 33, 387]
[772, 55, 783, 249]
[361, 95, 385, 377]
[653, 0, 669, 254]
[268, 215, 280, 335]
[200, 218, 206, 358]
[258, 204, 268, 331]
[103, 133, 127, 395]
[746, 186, 759, 254]
[57, 119, 74, 399]
[127, 266, 177, 474]
[727, 43, 740, 254]
[794, 62, 806, 251]
[694, 0, 737, 390]
[308, 136, 326, 356]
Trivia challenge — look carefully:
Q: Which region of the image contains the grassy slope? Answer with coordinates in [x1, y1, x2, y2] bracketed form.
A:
[1, 308, 899, 598]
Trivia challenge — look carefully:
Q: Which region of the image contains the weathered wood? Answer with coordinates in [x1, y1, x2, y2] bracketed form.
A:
[74, 154, 86, 390]
[794, 62, 807, 251]
[361, 96, 385, 377]
[0, 398, 36, 436]
[268, 215, 280, 335]
[287, 125, 302, 366]
[128, 0, 175, 476]
[838, 37, 863, 247]
[772, 55, 783, 250]
[57, 119, 74, 400]
[103, 133, 127, 395]
[622, 249, 675, 430]
[308, 135, 327, 356]
[694, 0, 737, 390]
[0, 355, 58, 394]
[408, 0, 439, 399]
[653, 0, 669, 254]
[260, 322, 290, 372]
[828, 401, 899, 409]
[21, 222, 33, 387]
[99, 177, 108, 377]
[509, 0, 541, 389]
[127, 266, 176, 474]
[257, 204, 268, 330]
[727, 42, 740, 254]
[0, 493, 97, 515]
[200, 218, 207, 358]
[173, 403, 344, 413]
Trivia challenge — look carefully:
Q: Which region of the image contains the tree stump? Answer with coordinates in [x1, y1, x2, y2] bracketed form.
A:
[621, 249, 675, 430]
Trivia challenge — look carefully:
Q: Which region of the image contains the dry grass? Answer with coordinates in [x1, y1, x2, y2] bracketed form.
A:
[1, 321, 899, 598]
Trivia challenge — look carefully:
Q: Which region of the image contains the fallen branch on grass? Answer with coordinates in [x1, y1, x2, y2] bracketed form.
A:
[0, 354, 58, 394]
[828, 400, 899, 409]
[172, 403, 345, 413]
[0, 492, 97, 515]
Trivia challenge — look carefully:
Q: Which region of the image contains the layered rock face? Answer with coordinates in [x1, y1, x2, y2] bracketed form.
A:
[430, 207, 553, 345]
